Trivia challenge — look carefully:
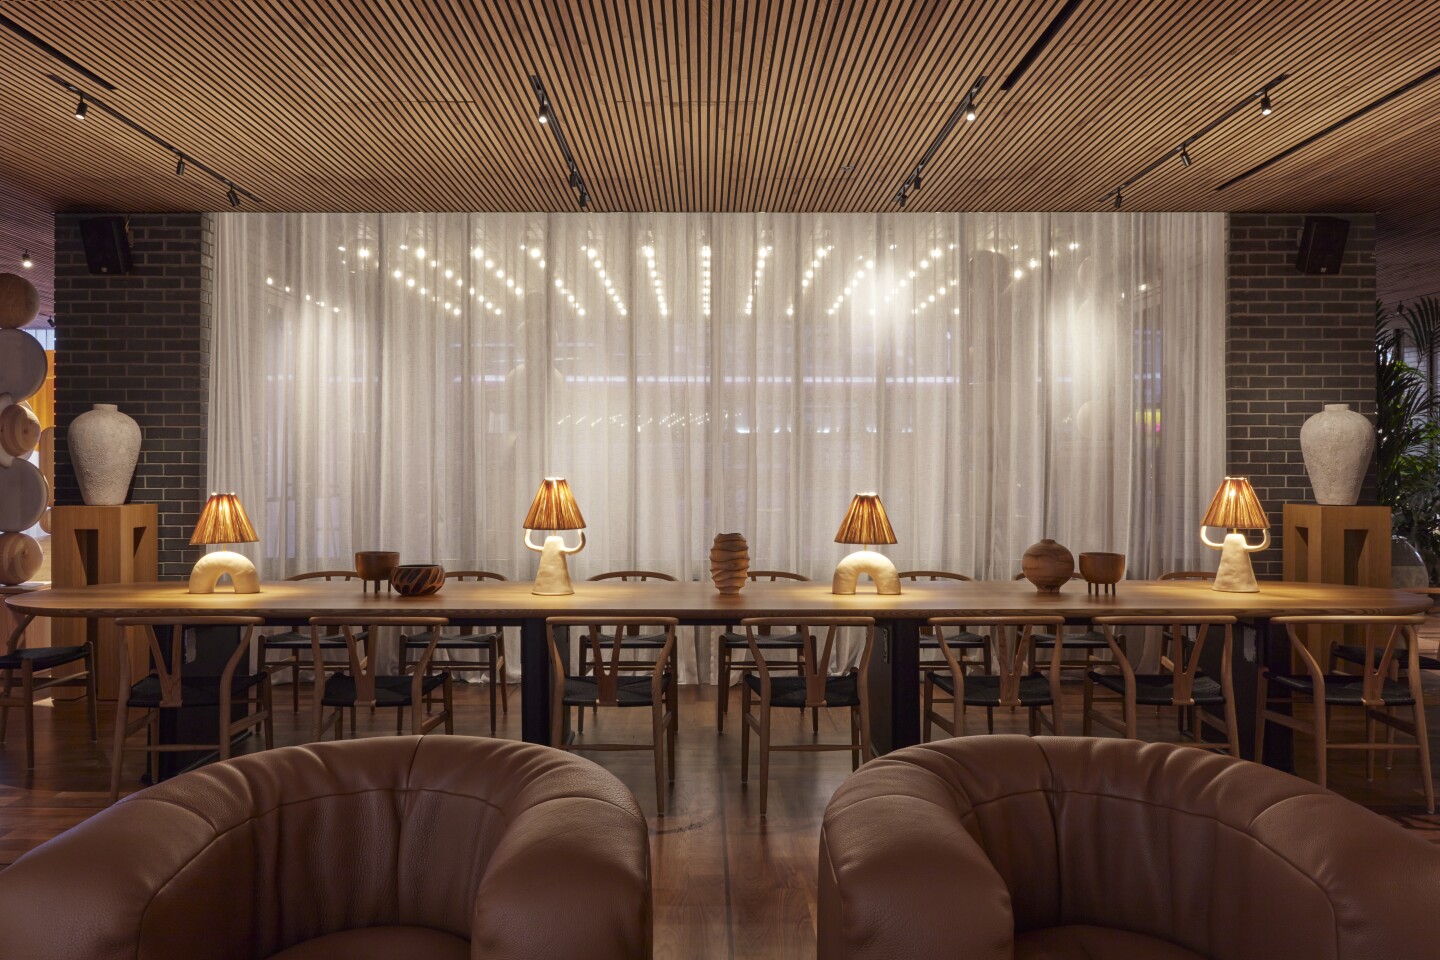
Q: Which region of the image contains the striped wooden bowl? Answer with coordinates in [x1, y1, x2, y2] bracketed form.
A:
[389, 563, 445, 597]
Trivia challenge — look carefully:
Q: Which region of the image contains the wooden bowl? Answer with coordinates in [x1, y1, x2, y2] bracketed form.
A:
[355, 550, 399, 581]
[1021, 539, 1075, 594]
[1079, 552, 1126, 594]
[389, 563, 445, 597]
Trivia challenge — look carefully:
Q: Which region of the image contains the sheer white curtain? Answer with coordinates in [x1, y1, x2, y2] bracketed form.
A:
[211, 212, 1225, 681]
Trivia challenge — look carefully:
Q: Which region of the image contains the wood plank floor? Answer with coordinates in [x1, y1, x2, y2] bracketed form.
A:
[2, 678, 1438, 959]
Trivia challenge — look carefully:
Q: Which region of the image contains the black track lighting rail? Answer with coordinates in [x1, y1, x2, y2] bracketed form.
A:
[1216, 63, 1440, 192]
[999, 0, 1083, 92]
[529, 74, 590, 208]
[893, 74, 986, 207]
[1102, 73, 1288, 208]
[0, 14, 116, 90]
[47, 75, 261, 206]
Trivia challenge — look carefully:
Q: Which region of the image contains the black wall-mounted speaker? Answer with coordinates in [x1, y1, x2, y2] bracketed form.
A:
[1294, 216, 1350, 275]
[78, 216, 134, 275]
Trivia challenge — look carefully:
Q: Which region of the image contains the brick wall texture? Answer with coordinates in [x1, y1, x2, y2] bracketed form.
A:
[1226, 212, 1378, 579]
[53, 213, 213, 580]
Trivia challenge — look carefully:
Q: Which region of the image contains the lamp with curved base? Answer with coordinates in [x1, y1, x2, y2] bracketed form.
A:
[188, 550, 260, 594]
[1200, 528, 1271, 593]
[832, 548, 901, 595]
[525, 529, 586, 596]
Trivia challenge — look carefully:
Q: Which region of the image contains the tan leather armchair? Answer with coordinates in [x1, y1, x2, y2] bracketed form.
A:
[819, 735, 1440, 959]
[0, 736, 652, 959]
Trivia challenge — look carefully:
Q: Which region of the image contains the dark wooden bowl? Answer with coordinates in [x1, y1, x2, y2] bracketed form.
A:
[1078, 551, 1126, 586]
[354, 550, 399, 582]
[390, 563, 445, 597]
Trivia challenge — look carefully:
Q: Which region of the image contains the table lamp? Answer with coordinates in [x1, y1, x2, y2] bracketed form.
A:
[188, 492, 260, 594]
[523, 477, 586, 595]
[1200, 476, 1270, 593]
[832, 493, 901, 595]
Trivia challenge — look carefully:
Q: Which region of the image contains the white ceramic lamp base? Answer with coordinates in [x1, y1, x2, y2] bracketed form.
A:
[832, 548, 901, 595]
[526, 529, 585, 596]
[1202, 529, 1270, 593]
[189, 550, 260, 594]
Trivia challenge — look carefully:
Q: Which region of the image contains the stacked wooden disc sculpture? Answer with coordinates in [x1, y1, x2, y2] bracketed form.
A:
[710, 533, 750, 594]
[0, 273, 47, 585]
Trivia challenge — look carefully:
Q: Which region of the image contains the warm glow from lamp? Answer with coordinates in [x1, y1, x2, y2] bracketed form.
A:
[523, 478, 587, 595]
[832, 493, 901, 595]
[187, 493, 261, 594]
[1200, 477, 1271, 593]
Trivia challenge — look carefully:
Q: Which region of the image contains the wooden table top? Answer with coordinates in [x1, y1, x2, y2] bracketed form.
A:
[4, 578, 1431, 622]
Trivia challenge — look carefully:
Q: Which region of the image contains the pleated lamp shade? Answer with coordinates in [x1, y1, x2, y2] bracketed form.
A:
[834, 493, 898, 545]
[189, 493, 258, 545]
[1201, 477, 1269, 530]
[523, 478, 586, 530]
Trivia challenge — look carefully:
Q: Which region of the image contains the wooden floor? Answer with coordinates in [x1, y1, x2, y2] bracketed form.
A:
[2, 679, 1439, 959]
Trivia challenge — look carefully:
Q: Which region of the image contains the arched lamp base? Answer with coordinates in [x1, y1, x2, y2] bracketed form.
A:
[188, 551, 260, 594]
[832, 550, 901, 595]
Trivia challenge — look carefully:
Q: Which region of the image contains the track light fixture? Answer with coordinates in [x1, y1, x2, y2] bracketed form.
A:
[47, 76, 260, 207]
[1113, 190, 1122, 209]
[529, 74, 592, 210]
[20, 251, 33, 269]
[965, 105, 978, 122]
[893, 74, 986, 206]
[1098, 73, 1287, 209]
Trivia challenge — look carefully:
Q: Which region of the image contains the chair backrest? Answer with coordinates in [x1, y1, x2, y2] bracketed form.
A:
[308, 616, 449, 707]
[748, 570, 809, 582]
[286, 570, 360, 582]
[113, 616, 265, 709]
[1273, 614, 1427, 706]
[929, 616, 1066, 708]
[588, 570, 677, 582]
[445, 570, 507, 581]
[1092, 615, 1237, 705]
[899, 570, 973, 582]
[740, 617, 875, 709]
[1157, 571, 1215, 581]
[546, 617, 676, 709]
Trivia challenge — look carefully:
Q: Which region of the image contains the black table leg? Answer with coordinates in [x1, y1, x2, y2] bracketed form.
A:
[519, 618, 571, 744]
[869, 618, 920, 754]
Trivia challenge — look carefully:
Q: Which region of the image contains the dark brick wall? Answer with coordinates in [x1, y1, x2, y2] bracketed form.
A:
[54, 213, 213, 580]
[1226, 212, 1377, 579]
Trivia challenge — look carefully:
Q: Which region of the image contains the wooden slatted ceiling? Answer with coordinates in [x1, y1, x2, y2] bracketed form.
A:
[1, 0, 1439, 316]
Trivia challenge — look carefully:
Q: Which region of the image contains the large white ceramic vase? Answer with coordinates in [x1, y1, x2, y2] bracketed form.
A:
[68, 404, 141, 505]
[1299, 403, 1374, 506]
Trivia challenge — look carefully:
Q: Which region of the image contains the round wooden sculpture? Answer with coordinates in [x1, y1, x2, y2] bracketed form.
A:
[0, 458, 47, 531]
[0, 401, 40, 458]
[1078, 551, 1126, 595]
[0, 330, 46, 403]
[390, 563, 445, 597]
[355, 550, 400, 593]
[0, 530, 42, 585]
[710, 533, 750, 594]
[1022, 538, 1075, 594]
[0, 274, 39, 329]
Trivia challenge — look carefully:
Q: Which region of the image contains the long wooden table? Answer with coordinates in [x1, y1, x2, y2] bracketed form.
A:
[7, 578, 1429, 767]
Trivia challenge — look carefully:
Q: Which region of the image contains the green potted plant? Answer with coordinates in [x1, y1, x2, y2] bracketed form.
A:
[1376, 298, 1440, 585]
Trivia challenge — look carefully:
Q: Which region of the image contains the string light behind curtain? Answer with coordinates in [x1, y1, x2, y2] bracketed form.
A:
[211, 212, 1225, 677]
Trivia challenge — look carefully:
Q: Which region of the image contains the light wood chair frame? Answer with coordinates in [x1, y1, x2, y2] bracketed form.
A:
[1086, 615, 1240, 756]
[1014, 573, 1118, 734]
[109, 616, 272, 802]
[547, 616, 679, 815]
[715, 570, 815, 734]
[739, 617, 875, 816]
[922, 616, 1066, 741]
[308, 616, 454, 742]
[1257, 614, 1433, 813]
[397, 571, 509, 733]
[261, 570, 366, 713]
[0, 614, 98, 769]
[900, 571, 994, 733]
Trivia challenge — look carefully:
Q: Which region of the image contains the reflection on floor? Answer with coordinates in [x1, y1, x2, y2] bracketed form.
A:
[1, 681, 1437, 960]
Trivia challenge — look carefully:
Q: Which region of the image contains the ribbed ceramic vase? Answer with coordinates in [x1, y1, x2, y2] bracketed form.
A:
[1299, 403, 1374, 505]
[68, 404, 141, 505]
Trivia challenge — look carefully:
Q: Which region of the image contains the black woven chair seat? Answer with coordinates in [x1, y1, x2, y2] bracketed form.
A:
[930, 672, 1053, 706]
[321, 672, 447, 708]
[1332, 643, 1440, 672]
[742, 673, 860, 708]
[919, 630, 986, 650]
[1268, 673, 1416, 706]
[562, 673, 672, 707]
[590, 632, 668, 649]
[1033, 629, 1109, 649]
[0, 646, 89, 672]
[263, 630, 367, 650]
[401, 629, 503, 649]
[720, 630, 804, 649]
[1089, 671, 1228, 706]
[128, 672, 266, 708]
